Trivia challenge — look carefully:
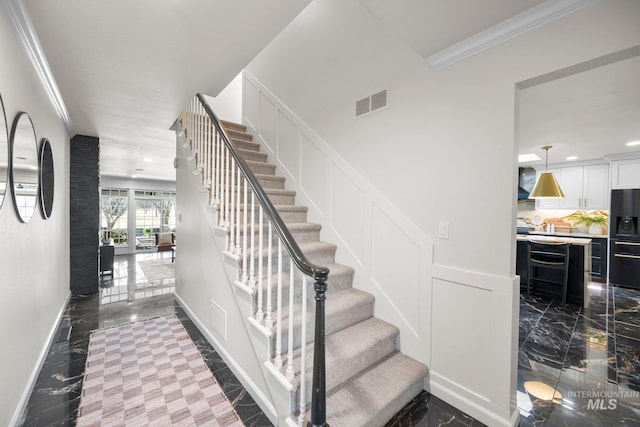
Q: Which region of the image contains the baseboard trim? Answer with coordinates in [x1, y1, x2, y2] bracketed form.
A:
[431, 372, 518, 427]
[174, 291, 278, 424]
[10, 291, 71, 427]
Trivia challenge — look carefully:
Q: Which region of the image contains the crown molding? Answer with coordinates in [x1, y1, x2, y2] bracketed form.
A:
[1, 0, 73, 134]
[426, 0, 599, 70]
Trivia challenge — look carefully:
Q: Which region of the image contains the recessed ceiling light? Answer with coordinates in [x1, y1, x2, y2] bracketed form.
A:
[17, 156, 27, 160]
[518, 153, 541, 163]
[135, 168, 144, 171]
[144, 158, 152, 162]
[626, 140, 640, 147]
[566, 156, 578, 161]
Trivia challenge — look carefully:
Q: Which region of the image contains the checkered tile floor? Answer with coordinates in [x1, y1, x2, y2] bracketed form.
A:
[77, 315, 243, 426]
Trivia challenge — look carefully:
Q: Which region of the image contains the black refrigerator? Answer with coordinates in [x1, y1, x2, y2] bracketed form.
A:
[609, 189, 640, 289]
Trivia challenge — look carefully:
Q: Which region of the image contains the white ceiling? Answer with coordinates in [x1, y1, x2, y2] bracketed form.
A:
[21, 0, 312, 181]
[518, 53, 640, 167]
[16, 0, 637, 181]
[357, 0, 544, 58]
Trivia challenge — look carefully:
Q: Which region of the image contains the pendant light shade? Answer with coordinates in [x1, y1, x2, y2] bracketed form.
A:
[528, 146, 565, 199]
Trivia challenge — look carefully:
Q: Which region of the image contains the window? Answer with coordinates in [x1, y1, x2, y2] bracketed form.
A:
[134, 190, 176, 251]
[100, 189, 129, 246]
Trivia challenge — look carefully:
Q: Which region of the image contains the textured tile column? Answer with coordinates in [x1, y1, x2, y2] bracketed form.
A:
[70, 135, 100, 295]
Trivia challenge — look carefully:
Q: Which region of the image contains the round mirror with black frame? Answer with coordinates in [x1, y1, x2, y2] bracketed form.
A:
[39, 138, 54, 219]
[0, 93, 9, 212]
[10, 112, 39, 223]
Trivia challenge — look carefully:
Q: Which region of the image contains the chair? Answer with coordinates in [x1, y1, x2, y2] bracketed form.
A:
[155, 232, 175, 253]
[99, 244, 115, 276]
[527, 240, 570, 306]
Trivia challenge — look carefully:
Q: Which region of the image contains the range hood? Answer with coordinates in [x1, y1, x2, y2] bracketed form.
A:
[518, 167, 536, 200]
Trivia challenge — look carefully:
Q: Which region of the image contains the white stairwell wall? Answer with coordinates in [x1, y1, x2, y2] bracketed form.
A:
[173, 123, 278, 424]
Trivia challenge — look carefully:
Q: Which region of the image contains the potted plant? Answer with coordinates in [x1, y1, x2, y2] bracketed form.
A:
[572, 214, 608, 235]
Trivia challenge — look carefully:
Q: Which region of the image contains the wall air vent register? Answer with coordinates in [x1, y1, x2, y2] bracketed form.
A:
[356, 89, 388, 117]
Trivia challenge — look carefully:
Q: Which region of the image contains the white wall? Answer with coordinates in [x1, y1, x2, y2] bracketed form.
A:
[0, 7, 70, 426]
[244, 1, 640, 426]
[173, 129, 276, 422]
[204, 72, 243, 124]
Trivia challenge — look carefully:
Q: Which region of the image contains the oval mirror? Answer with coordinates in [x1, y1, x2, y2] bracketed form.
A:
[10, 112, 39, 223]
[39, 138, 54, 219]
[0, 94, 8, 211]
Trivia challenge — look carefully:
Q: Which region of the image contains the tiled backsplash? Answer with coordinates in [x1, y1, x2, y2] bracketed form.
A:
[517, 200, 609, 234]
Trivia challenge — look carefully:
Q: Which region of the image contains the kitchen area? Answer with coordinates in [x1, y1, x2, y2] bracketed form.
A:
[514, 51, 640, 425]
[516, 164, 640, 306]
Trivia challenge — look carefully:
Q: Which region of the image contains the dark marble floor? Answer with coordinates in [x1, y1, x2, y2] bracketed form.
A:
[518, 283, 640, 426]
[18, 253, 269, 426]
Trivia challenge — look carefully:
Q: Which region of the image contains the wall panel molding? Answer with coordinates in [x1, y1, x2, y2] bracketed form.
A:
[242, 70, 434, 364]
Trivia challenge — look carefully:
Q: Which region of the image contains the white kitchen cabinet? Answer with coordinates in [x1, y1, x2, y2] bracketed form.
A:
[611, 158, 640, 189]
[558, 167, 583, 210]
[536, 163, 608, 211]
[583, 164, 609, 209]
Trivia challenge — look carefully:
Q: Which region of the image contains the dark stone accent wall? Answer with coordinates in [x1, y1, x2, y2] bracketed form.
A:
[70, 135, 100, 295]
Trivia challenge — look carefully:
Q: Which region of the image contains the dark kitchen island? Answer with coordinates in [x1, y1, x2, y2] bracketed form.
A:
[516, 235, 592, 307]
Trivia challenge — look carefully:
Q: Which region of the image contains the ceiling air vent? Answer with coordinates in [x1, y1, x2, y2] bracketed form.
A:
[355, 89, 388, 117]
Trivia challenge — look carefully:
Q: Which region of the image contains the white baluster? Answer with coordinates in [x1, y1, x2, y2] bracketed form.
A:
[256, 206, 264, 321]
[286, 260, 295, 381]
[207, 119, 212, 191]
[265, 222, 273, 329]
[241, 176, 248, 282]
[298, 275, 308, 426]
[235, 167, 242, 256]
[274, 239, 283, 369]
[222, 145, 229, 228]
[196, 104, 201, 172]
[229, 161, 236, 252]
[214, 132, 220, 206]
[248, 192, 256, 287]
[204, 115, 209, 190]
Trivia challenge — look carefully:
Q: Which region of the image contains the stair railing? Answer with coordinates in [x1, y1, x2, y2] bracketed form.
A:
[181, 94, 330, 426]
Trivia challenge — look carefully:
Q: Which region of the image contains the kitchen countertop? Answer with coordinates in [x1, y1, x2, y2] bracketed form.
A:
[527, 231, 608, 239]
[516, 234, 592, 246]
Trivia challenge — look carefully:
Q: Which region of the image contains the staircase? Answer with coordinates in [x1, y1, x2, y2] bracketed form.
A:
[181, 96, 427, 427]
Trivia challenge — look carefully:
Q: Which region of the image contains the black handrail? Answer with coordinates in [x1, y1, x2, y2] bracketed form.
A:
[195, 94, 330, 426]
[197, 94, 329, 281]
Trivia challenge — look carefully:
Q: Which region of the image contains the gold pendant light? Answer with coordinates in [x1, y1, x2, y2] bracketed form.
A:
[529, 146, 565, 198]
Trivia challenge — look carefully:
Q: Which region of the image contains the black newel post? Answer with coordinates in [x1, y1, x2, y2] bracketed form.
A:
[310, 275, 329, 427]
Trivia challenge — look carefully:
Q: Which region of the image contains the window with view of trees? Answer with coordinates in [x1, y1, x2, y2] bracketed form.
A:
[135, 191, 176, 251]
[100, 189, 129, 246]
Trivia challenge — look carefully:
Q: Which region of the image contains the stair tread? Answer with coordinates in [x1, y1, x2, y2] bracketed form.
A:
[255, 174, 285, 181]
[292, 318, 398, 394]
[325, 352, 427, 427]
[274, 288, 373, 328]
[227, 187, 294, 196]
[237, 147, 267, 158]
[220, 119, 246, 131]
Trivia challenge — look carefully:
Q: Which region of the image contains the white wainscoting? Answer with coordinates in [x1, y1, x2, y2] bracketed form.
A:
[430, 264, 520, 427]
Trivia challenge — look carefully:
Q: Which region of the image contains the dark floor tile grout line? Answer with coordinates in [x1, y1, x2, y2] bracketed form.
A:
[552, 304, 583, 394]
[519, 297, 554, 349]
